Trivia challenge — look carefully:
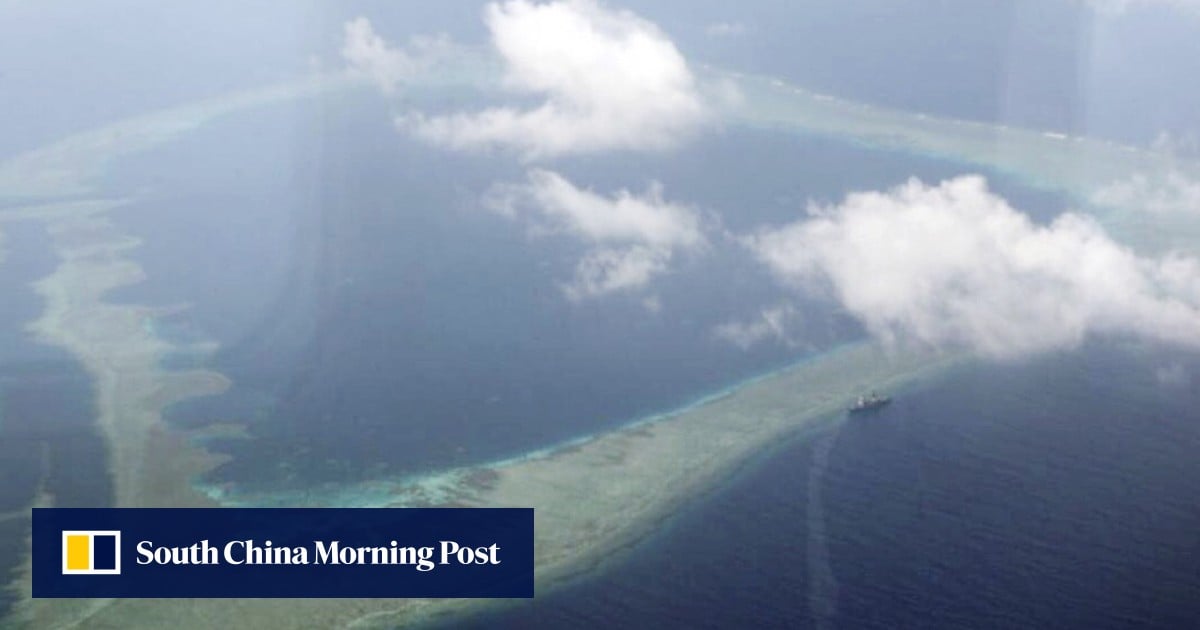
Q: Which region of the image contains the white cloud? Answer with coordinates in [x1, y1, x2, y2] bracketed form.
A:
[487, 169, 704, 248]
[748, 175, 1200, 359]
[341, 17, 453, 94]
[399, 0, 710, 159]
[1091, 171, 1200, 214]
[713, 304, 798, 350]
[486, 169, 705, 299]
[565, 246, 670, 300]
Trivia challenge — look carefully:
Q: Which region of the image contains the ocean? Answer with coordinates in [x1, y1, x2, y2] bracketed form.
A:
[454, 342, 1200, 629]
[47, 92, 1200, 627]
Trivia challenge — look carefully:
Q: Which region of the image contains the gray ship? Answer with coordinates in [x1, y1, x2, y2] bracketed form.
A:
[849, 391, 891, 413]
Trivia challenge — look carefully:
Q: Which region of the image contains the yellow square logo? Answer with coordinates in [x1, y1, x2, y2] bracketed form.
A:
[61, 531, 121, 575]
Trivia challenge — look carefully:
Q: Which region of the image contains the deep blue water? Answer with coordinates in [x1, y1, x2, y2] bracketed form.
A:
[0, 222, 108, 619]
[99, 93, 1072, 495]
[456, 343, 1200, 629]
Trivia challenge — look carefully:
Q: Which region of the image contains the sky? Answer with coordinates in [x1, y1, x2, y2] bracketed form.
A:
[4, 0, 1200, 362]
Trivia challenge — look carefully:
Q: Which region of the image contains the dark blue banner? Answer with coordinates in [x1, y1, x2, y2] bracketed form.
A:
[33, 508, 534, 598]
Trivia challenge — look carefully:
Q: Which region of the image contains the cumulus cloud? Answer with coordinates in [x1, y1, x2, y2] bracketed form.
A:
[341, 17, 453, 93]
[486, 169, 705, 299]
[564, 246, 671, 300]
[487, 169, 704, 248]
[712, 304, 798, 350]
[747, 175, 1200, 359]
[1091, 171, 1200, 214]
[398, 0, 710, 159]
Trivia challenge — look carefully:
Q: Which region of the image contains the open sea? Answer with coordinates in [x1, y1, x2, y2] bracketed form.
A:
[454, 343, 1200, 629]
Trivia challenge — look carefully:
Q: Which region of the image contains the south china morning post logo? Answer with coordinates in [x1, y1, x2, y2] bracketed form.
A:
[33, 508, 534, 598]
[61, 530, 121, 575]
[132, 537, 500, 571]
